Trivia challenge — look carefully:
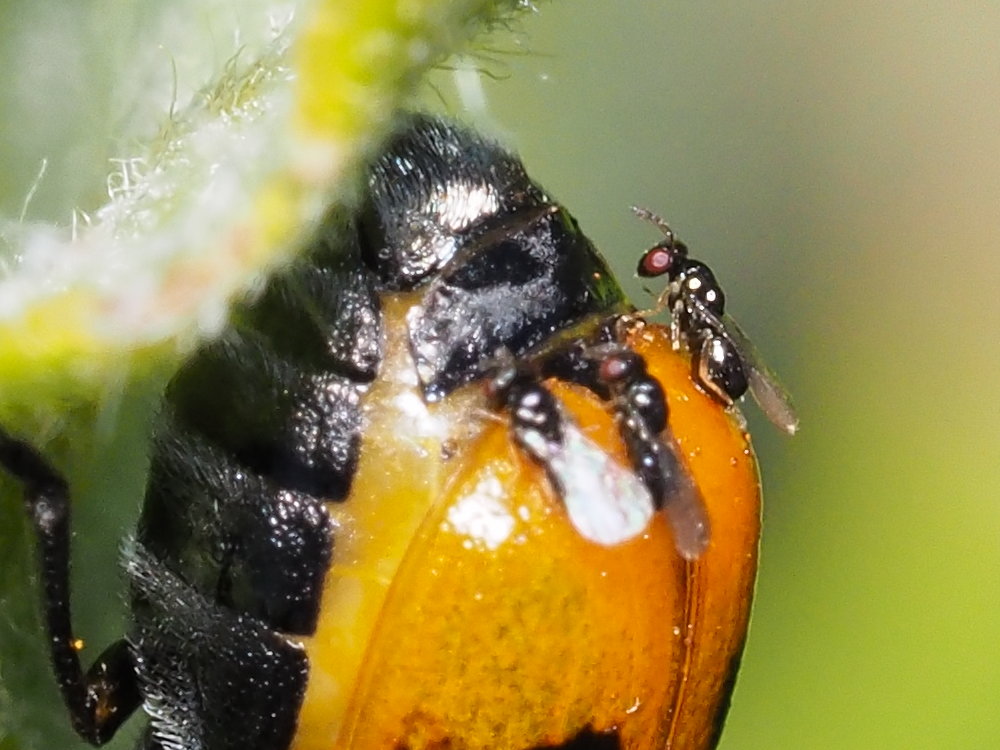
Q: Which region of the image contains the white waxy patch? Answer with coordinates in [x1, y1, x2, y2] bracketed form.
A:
[521, 421, 655, 547]
[445, 474, 516, 550]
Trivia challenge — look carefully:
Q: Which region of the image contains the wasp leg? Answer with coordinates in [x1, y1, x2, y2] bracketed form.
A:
[0, 430, 141, 746]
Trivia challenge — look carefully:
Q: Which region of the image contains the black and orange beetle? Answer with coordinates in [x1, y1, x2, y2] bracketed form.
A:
[0, 114, 794, 750]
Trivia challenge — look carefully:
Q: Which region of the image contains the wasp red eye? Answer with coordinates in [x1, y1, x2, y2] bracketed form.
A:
[637, 246, 675, 278]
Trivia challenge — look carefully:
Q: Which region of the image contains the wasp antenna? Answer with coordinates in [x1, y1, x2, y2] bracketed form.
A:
[631, 205, 677, 240]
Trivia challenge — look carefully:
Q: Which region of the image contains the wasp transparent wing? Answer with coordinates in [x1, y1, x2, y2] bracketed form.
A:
[517, 414, 655, 547]
[654, 429, 711, 560]
[721, 314, 799, 434]
[689, 297, 799, 434]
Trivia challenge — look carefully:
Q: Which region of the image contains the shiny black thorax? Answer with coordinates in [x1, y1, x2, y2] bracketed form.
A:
[129, 115, 629, 750]
[359, 115, 626, 399]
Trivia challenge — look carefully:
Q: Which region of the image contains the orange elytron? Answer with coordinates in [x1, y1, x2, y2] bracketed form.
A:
[290, 307, 760, 750]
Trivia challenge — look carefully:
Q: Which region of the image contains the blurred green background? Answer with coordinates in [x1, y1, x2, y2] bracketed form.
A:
[2, 1, 999, 749]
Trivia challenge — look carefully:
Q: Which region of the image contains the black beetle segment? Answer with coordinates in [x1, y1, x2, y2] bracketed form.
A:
[238, 243, 382, 381]
[139, 423, 334, 635]
[530, 727, 621, 750]
[360, 114, 625, 402]
[165, 331, 365, 501]
[161, 229, 381, 506]
[127, 546, 307, 750]
[409, 204, 624, 401]
[360, 114, 550, 290]
[442, 226, 550, 290]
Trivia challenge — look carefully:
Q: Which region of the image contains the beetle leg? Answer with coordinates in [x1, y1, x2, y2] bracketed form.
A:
[135, 725, 166, 750]
[0, 429, 142, 746]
